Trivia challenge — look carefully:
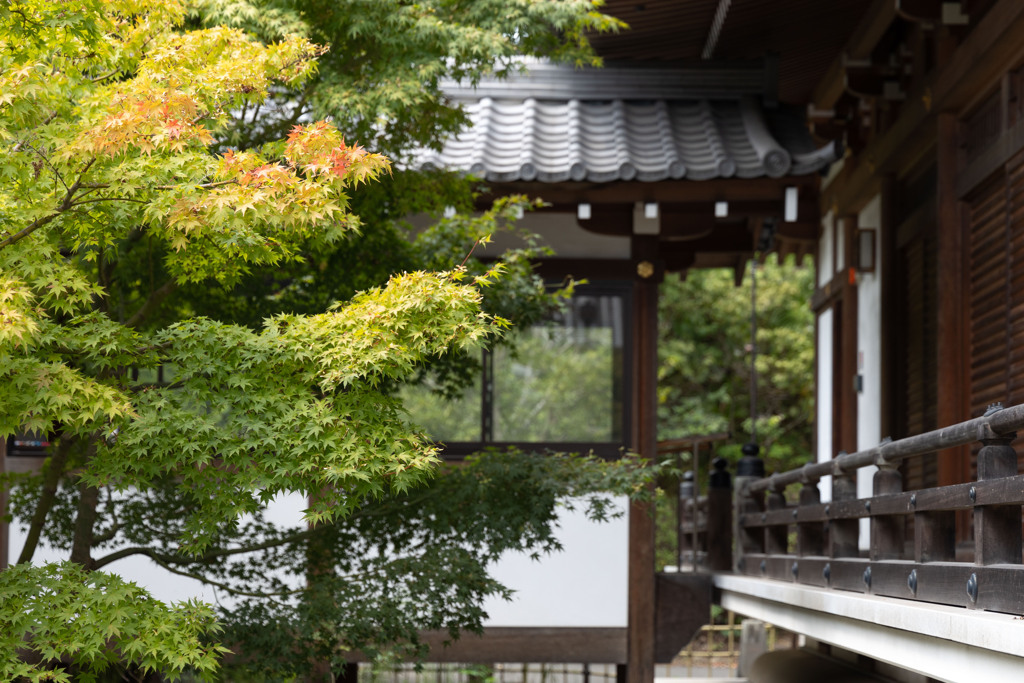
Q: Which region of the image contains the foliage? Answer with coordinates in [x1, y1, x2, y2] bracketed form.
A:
[658, 257, 816, 475]
[0, 562, 225, 683]
[5, 450, 654, 680]
[190, 0, 624, 159]
[1, 0, 641, 679]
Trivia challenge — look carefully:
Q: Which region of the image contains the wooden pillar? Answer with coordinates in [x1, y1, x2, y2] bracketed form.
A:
[879, 176, 897, 441]
[628, 241, 660, 683]
[936, 112, 968, 486]
[840, 216, 859, 456]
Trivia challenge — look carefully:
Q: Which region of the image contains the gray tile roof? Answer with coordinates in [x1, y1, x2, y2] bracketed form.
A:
[414, 63, 841, 183]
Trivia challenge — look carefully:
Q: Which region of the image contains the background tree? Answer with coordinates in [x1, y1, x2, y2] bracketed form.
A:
[1, 1, 647, 680]
[654, 258, 815, 568]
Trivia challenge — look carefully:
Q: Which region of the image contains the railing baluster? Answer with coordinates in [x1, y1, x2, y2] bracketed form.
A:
[829, 463, 859, 558]
[796, 480, 824, 557]
[765, 486, 788, 556]
[870, 463, 904, 560]
[973, 433, 1022, 566]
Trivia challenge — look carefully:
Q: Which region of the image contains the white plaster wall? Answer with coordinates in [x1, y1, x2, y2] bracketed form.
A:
[817, 306, 834, 502]
[855, 197, 883, 548]
[482, 498, 628, 627]
[9, 492, 628, 627]
[835, 217, 845, 279]
[818, 211, 834, 288]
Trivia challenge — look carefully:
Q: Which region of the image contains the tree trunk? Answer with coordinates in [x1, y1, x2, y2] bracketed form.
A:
[16, 436, 72, 564]
[69, 482, 101, 568]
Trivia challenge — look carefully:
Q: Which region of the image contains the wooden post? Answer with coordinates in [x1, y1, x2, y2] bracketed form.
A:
[765, 486, 788, 556]
[627, 255, 659, 683]
[735, 443, 765, 572]
[870, 464, 904, 560]
[973, 434, 1022, 566]
[830, 468, 860, 558]
[797, 482, 824, 557]
[706, 457, 733, 572]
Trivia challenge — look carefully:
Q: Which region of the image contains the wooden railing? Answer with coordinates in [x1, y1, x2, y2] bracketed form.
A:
[690, 402, 1024, 613]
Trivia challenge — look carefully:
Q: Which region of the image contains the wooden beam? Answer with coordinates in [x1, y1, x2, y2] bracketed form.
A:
[932, 0, 1024, 115]
[822, 0, 1024, 218]
[345, 628, 629, 663]
[482, 177, 819, 207]
[811, 0, 899, 110]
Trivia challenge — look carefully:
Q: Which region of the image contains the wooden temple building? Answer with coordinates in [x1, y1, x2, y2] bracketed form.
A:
[405, 1, 1024, 682]
[7, 1, 1024, 682]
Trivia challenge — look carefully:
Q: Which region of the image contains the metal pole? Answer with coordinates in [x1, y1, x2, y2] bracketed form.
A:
[692, 442, 699, 571]
[750, 259, 757, 444]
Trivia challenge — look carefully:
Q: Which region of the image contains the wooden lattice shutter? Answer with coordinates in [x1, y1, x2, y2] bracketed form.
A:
[968, 173, 1009, 425]
[898, 231, 938, 491]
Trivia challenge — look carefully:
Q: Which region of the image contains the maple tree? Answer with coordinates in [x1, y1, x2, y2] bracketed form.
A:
[1, 1, 645, 680]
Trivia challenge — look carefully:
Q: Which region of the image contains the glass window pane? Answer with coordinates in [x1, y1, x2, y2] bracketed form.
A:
[493, 293, 625, 442]
[399, 374, 482, 442]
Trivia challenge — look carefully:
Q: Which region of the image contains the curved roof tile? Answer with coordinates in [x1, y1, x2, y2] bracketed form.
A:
[413, 64, 840, 183]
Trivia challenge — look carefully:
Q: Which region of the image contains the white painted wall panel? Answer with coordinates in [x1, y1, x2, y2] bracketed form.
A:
[817, 307, 834, 502]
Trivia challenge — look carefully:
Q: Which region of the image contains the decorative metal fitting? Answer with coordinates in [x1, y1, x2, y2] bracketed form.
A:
[636, 260, 655, 279]
[825, 504, 831, 516]
[969, 487, 977, 504]
[760, 560, 767, 574]
[967, 573, 979, 603]
[908, 569, 918, 596]
[863, 566, 872, 588]
[761, 512, 767, 522]
[984, 402, 1004, 417]
[823, 563, 831, 582]
[909, 493, 917, 508]
[864, 500, 871, 512]
[791, 562, 799, 577]
[792, 509, 799, 519]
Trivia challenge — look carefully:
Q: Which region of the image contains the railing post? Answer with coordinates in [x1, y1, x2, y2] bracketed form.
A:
[796, 479, 824, 556]
[829, 455, 860, 558]
[734, 442, 765, 573]
[870, 462, 904, 560]
[974, 432, 1022, 566]
[706, 457, 733, 571]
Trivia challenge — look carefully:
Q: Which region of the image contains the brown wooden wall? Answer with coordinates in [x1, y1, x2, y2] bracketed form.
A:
[896, 231, 938, 491]
[967, 149, 1024, 475]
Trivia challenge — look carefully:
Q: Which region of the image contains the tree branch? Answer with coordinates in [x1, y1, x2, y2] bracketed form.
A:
[0, 158, 95, 249]
[91, 527, 318, 570]
[142, 549, 305, 599]
[17, 436, 72, 564]
[125, 280, 178, 329]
